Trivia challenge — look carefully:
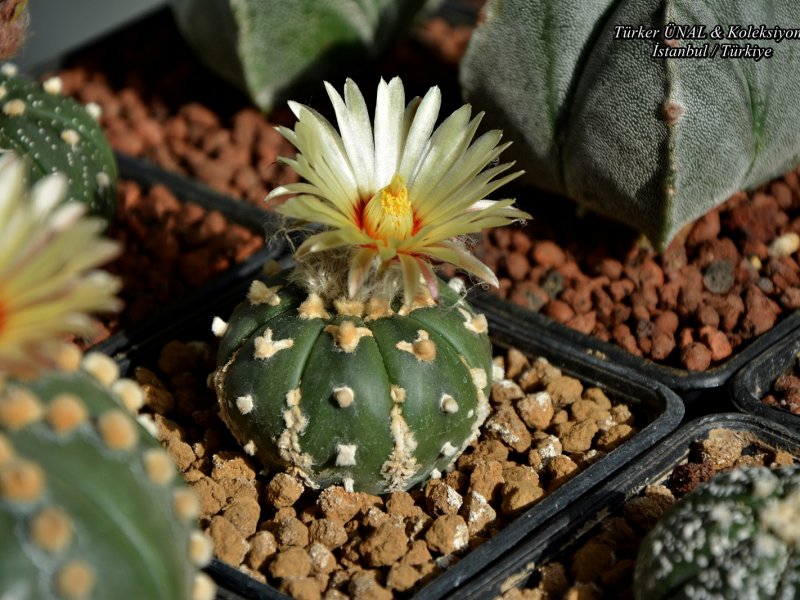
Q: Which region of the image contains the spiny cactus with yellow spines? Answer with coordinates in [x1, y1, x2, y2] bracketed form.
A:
[0, 155, 215, 599]
[212, 77, 529, 494]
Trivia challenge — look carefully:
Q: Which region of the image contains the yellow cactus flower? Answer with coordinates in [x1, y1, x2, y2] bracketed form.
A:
[268, 77, 530, 305]
[0, 154, 121, 377]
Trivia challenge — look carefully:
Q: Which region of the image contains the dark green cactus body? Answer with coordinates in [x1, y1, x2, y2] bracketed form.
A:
[0, 360, 213, 600]
[214, 271, 493, 494]
[635, 466, 800, 599]
[0, 69, 117, 220]
[170, 0, 427, 113]
[461, 1, 800, 249]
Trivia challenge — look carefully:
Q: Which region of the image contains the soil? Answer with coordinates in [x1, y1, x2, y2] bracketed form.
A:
[79, 179, 264, 346]
[762, 351, 800, 416]
[500, 429, 797, 600]
[133, 339, 642, 599]
[49, 7, 800, 373]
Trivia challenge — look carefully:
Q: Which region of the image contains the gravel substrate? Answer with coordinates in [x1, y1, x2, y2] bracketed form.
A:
[762, 352, 800, 416]
[134, 340, 641, 599]
[82, 179, 264, 345]
[500, 429, 796, 600]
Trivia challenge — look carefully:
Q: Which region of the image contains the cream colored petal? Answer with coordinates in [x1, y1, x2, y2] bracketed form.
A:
[295, 230, 363, 259]
[422, 242, 500, 288]
[398, 86, 441, 182]
[398, 253, 421, 307]
[373, 77, 405, 188]
[408, 106, 478, 202]
[348, 247, 378, 298]
[276, 195, 356, 230]
[325, 80, 375, 196]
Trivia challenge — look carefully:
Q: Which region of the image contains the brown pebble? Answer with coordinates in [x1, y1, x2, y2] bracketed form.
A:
[269, 546, 312, 580]
[207, 516, 249, 567]
[266, 473, 304, 508]
[680, 342, 712, 371]
[360, 521, 408, 567]
[425, 514, 469, 554]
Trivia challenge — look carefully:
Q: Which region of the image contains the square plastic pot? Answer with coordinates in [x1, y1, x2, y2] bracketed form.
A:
[113, 283, 683, 600]
[454, 412, 800, 599]
[731, 333, 800, 431]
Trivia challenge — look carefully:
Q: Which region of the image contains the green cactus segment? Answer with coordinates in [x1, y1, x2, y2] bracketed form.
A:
[461, 1, 800, 249]
[213, 273, 492, 494]
[170, 0, 427, 112]
[0, 68, 117, 220]
[0, 364, 212, 600]
[635, 466, 800, 600]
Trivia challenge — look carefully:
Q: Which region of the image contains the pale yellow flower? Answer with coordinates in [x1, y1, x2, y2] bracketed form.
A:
[268, 77, 530, 304]
[0, 154, 121, 377]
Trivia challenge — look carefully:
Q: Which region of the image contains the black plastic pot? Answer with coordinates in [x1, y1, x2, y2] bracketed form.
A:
[731, 332, 800, 430]
[113, 283, 683, 600]
[474, 291, 800, 415]
[455, 412, 800, 599]
[91, 153, 285, 358]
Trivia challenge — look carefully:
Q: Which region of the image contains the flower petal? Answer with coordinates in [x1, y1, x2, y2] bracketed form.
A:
[398, 253, 421, 306]
[422, 241, 500, 288]
[373, 77, 405, 188]
[348, 247, 378, 298]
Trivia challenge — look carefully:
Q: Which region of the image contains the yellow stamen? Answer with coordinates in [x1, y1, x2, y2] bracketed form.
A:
[363, 173, 413, 242]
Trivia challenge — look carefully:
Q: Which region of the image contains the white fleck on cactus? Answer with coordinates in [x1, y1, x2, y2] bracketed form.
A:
[212, 77, 529, 494]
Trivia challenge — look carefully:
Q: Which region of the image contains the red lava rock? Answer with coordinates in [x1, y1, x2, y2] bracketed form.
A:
[532, 241, 566, 269]
[654, 311, 679, 335]
[543, 300, 575, 324]
[687, 210, 721, 246]
[566, 312, 596, 335]
[505, 252, 530, 281]
[680, 342, 712, 371]
[742, 286, 780, 337]
[699, 327, 733, 361]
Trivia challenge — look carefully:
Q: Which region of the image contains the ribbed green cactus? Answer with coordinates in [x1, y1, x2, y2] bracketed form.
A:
[0, 351, 215, 600]
[635, 465, 800, 599]
[460, 1, 800, 248]
[212, 272, 492, 495]
[0, 66, 117, 221]
[169, 0, 427, 112]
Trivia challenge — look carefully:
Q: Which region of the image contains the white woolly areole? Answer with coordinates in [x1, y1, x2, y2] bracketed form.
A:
[760, 489, 800, 546]
[96, 171, 111, 188]
[3, 99, 26, 116]
[333, 386, 355, 408]
[439, 394, 458, 414]
[253, 329, 294, 360]
[247, 280, 282, 306]
[60, 129, 80, 146]
[235, 395, 254, 415]
[85, 102, 102, 120]
[441, 442, 458, 457]
[335, 443, 358, 466]
[243, 440, 257, 456]
[211, 316, 228, 337]
[43, 76, 63, 95]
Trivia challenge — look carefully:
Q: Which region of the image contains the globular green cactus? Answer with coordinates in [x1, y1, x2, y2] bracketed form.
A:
[169, 0, 427, 112]
[635, 465, 800, 599]
[210, 77, 527, 494]
[212, 271, 492, 495]
[0, 66, 117, 221]
[0, 350, 215, 600]
[460, 0, 800, 249]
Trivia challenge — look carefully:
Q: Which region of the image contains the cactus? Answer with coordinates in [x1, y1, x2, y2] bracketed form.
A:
[635, 465, 800, 599]
[0, 350, 216, 600]
[0, 65, 117, 221]
[460, 0, 800, 249]
[169, 0, 427, 113]
[211, 77, 528, 494]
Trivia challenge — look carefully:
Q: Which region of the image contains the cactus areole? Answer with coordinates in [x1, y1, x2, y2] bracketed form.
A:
[212, 78, 529, 494]
[635, 466, 800, 599]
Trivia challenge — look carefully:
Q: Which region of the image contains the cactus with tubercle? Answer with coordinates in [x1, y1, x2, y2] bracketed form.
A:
[212, 77, 529, 494]
[169, 0, 427, 112]
[0, 350, 216, 600]
[635, 465, 800, 599]
[0, 155, 215, 598]
[0, 64, 117, 221]
[460, 0, 800, 249]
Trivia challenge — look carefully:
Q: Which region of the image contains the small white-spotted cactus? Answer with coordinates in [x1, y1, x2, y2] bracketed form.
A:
[0, 350, 216, 600]
[635, 466, 800, 599]
[169, 0, 427, 112]
[460, 0, 800, 248]
[0, 65, 117, 221]
[212, 77, 529, 494]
